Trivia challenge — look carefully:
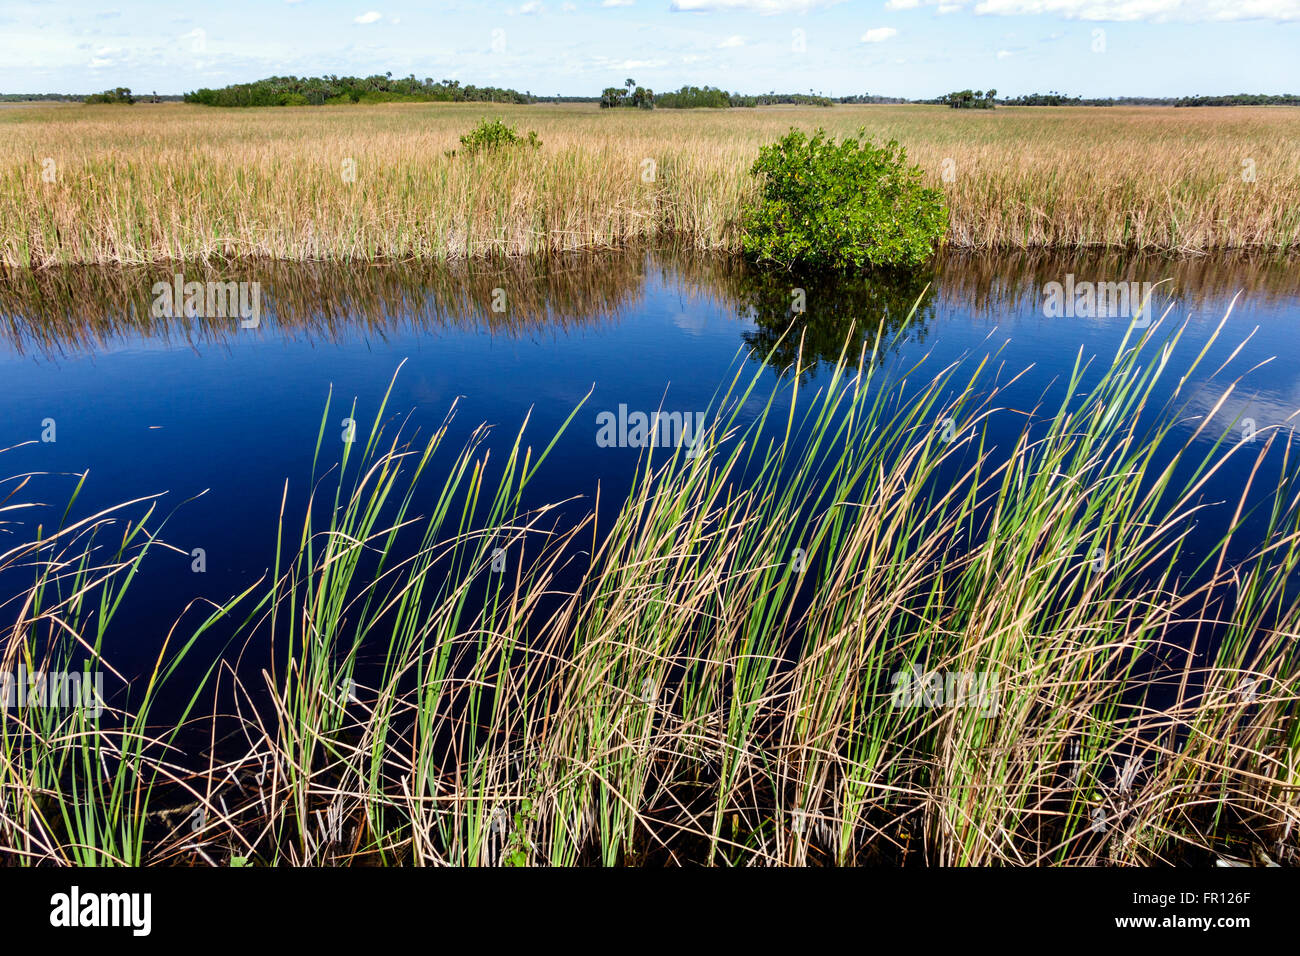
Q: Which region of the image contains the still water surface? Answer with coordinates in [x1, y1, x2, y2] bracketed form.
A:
[2, 249, 1298, 679]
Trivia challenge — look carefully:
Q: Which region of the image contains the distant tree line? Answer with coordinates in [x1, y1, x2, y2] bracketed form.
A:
[184, 74, 534, 107]
[600, 78, 656, 109]
[601, 82, 834, 109]
[939, 89, 997, 109]
[84, 87, 136, 105]
[998, 91, 1081, 106]
[837, 94, 908, 104]
[986, 91, 1300, 107]
[2, 93, 81, 102]
[731, 91, 834, 107]
[40, 76, 1296, 110]
[2, 90, 180, 103]
[652, 84, 728, 108]
[1173, 93, 1300, 107]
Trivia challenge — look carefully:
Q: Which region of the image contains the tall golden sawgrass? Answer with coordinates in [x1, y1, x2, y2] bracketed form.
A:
[1, 102, 1297, 266]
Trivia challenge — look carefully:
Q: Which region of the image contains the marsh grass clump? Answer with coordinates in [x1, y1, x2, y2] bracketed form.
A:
[742, 127, 948, 269]
[458, 117, 542, 156]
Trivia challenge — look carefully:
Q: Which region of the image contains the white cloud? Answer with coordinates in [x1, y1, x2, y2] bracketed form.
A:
[602, 0, 634, 6]
[882, 0, 1299, 18]
[996, 48, 1014, 56]
[574, 55, 670, 72]
[889, 0, 964, 9]
[973, 0, 1299, 20]
[518, 0, 545, 12]
[1208, 0, 1300, 17]
[671, 0, 846, 13]
[718, 34, 746, 46]
[353, 11, 382, 24]
[974, 0, 1178, 18]
[861, 26, 899, 41]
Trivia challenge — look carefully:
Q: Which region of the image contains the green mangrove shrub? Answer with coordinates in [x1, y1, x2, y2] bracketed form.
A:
[741, 128, 947, 270]
[458, 117, 542, 155]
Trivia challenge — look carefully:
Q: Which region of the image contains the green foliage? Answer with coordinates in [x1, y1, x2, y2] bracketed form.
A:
[1175, 93, 1300, 107]
[0, 93, 81, 102]
[84, 87, 135, 105]
[655, 85, 733, 108]
[971, 91, 1300, 107]
[599, 80, 655, 109]
[727, 91, 834, 108]
[741, 128, 947, 270]
[941, 89, 996, 109]
[1001, 90, 1083, 106]
[619, 84, 833, 109]
[501, 799, 536, 867]
[457, 118, 541, 155]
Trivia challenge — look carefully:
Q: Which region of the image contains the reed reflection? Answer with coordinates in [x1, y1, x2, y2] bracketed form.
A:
[1, 248, 1297, 365]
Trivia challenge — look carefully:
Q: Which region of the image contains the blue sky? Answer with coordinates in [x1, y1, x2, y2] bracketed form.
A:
[1, 0, 1296, 98]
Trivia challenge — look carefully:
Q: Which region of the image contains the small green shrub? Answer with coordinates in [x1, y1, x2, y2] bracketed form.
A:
[741, 128, 947, 270]
[458, 118, 542, 156]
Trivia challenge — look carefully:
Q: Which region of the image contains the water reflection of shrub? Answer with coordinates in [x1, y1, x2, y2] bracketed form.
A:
[729, 267, 937, 380]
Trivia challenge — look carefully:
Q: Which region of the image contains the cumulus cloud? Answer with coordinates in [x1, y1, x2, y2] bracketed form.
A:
[671, 0, 846, 13]
[891, 0, 1299, 21]
[974, 0, 1181, 19]
[862, 26, 899, 40]
[353, 11, 382, 24]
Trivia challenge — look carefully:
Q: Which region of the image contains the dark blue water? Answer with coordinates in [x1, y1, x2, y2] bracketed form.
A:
[2, 249, 1298, 683]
